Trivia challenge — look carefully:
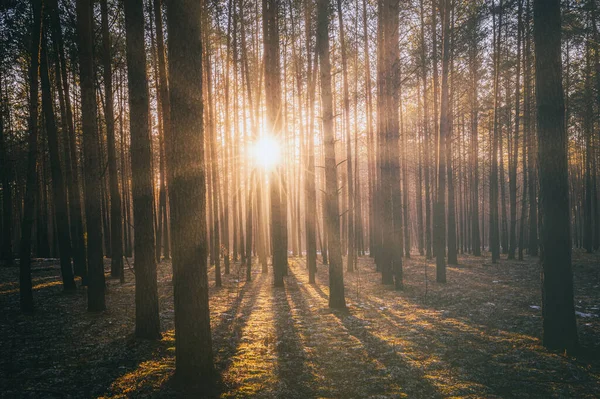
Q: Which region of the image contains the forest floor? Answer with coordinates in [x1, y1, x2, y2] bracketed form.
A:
[0, 250, 599, 398]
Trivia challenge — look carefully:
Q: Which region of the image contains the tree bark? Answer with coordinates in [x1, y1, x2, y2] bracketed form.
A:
[434, 0, 450, 282]
[0, 69, 13, 265]
[76, 0, 106, 311]
[533, 0, 579, 353]
[166, 0, 215, 384]
[101, 0, 124, 279]
[263, 0, 286, 287]
[19, 0, 43, 312]
[39, 34, 76, 292]
[317, 0, 346, 309]
[123, 0, 161, 339]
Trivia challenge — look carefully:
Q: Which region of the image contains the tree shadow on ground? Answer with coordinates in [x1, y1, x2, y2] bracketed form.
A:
[271, 283, 319, 398]
[286, 267, 443, 398]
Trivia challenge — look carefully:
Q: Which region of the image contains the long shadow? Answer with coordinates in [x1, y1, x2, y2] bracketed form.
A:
[359, 295, 596, 398]
[331, 309, 443, 398]
[271, 280, 318, 398]
[286, 270, 394, 397]
[99, 272, 264, 398]
[285, 268, 442, 398]
[213, 273, 266, 374]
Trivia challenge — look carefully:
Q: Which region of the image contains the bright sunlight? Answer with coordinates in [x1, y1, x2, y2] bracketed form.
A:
[251, 135, 282, 170]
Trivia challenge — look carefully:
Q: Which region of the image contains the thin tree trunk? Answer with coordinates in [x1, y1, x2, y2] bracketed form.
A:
[490, 0, 502, 263]
[526, 0, 537, 256]
[337, 0, 355, 273]
[0, 69, 13, 265]
[101, 0, 124, 279]
[153, 0, 171, 262]
[40, 34, 76, 291]
[434, 0, 450, 282]
[304, 0, 317, 284]
[19, 0, 43, 312]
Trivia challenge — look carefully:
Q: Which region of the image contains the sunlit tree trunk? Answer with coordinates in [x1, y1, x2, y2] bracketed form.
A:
[153, 0, 171, 261]
[264, 0, 286, 287]
[420, 0, 433, 259]
[304, 0, 318, 284]
[166, 0, 215, 384]
[317, 0, 345, 309]
[434, 0, 450, 282]
[337, 0, 355, 273]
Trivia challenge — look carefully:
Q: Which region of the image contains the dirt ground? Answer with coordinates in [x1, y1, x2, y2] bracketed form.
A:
[1, 250, 599, 398]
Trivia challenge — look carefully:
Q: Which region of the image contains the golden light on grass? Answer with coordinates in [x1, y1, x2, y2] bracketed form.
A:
[251, 135, 281, 170]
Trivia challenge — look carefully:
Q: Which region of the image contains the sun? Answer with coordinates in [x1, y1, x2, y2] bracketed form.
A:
[251, 136, 282, 170]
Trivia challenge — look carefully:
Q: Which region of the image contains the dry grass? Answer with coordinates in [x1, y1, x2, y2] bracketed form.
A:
[0, 250, 598, 398]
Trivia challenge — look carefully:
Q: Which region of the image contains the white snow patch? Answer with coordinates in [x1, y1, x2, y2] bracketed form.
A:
[575, 311, 597, 318]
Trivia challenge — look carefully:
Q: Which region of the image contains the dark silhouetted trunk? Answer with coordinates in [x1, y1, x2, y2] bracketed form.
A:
[76, 0, 106, 312]
[533, 0, 579, 353]
[40, 35, 76, 291]
[264, 0, 285, 287]
[124, 0, 161, 339]
[101, 0, 124, 279]
[20, 0, 43, 313]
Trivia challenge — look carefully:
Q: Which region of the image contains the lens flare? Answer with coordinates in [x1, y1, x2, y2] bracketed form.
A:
[251, 136, 281, 170]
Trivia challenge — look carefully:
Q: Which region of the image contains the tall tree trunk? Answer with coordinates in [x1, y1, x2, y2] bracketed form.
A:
[384, 0, 403, 289]
[490, 0, 502, 263]
[420, 0, 433, 259]
[0, 70, 13, 265]
[166, 0, 215, 384]
[305, 0, 317, 284]
[469, 4, 481, 256]
[518, 0, 528, 261]
[76, 0, 106, 311]
[526, 0, 538, 256]
[434, 0, 450, 283]
[337, 0, 355, 273]
[584, 38, 594, 253]
[124, 0, 161, 339]
[153, 0, 170, 262]
[19, 0, 43, 313]
[533, 0, 579, 353]
[40, 33, 76, 291]
[446, 0, 457, 265]
[204, 25, 222, 288]
[509, 0, 523, 260]
[317, 0, 345, 309]
[263, 0, 286, 287]
[48, 0, 86, 278]
[363, 0, 376, 259]
[101, 0, 124, 279]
